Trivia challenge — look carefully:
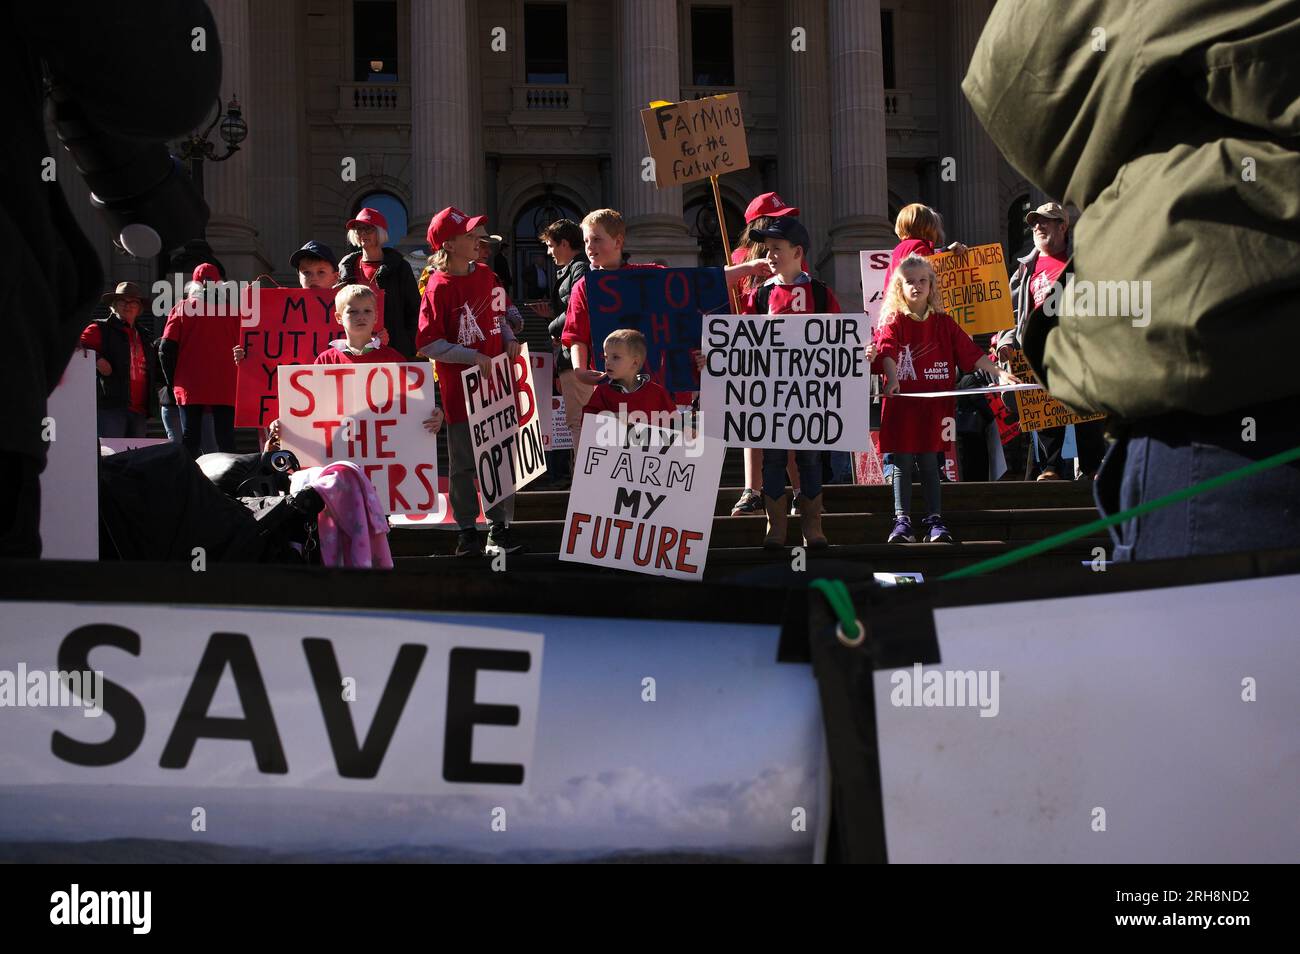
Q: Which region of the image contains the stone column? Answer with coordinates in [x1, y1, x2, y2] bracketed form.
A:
[779, 0, 833, 275]
[613, 0, 697, 266]
[949, 0, 1001, 246]
[406, 0, 479, 246]
[250, 0, 301, 282]
[204, 0, 270, 279]
[825, 0, 896, 310]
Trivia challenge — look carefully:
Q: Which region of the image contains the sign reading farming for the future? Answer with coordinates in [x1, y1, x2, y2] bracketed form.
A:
[640, 94, 750, 188]
[700, 314, 872, 451]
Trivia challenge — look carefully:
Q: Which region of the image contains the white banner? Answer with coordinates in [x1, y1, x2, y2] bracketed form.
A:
[277, 362, 444, 517]
[560, 415, 724, 581]
[41, 350, 97, 560]
[460, 346, 547, 508]
[700, 314, 872, 451]
[859, 249, 894, 335]
[530, 351, 555, 450]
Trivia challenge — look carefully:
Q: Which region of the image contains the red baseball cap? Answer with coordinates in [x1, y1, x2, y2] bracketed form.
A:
[346, 207, 389, 232]
[192, 263, 221, 283]
[744, 192, 800, 223]
[427, 206, 488, 249]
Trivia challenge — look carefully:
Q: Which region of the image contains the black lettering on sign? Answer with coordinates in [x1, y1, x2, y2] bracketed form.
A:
[303, 638, 428, 779]
[51, 625, 146, 767]
[443, 648, 530, 785]
[158, 632, 288, 774]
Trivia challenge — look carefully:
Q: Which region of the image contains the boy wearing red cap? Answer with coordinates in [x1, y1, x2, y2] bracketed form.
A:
[81, 282, 154, 438]
[417, 207, 523, 557]
[159, 264, 241, 456]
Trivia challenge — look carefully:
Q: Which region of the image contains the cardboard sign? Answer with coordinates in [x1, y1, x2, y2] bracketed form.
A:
[460, 346, 548, 508]
[640, 94, 750, 188]
[560, 415, 724, 581]
[550, 396, 574, 451]
[530, 351, 555, 450]
[586, 267, 727, 394]
[700, 314, 873, 451]
[929, 243, 1014, 336]
[237, 287, 385, 428]
[277, 362, 444, 517]
[1006, 350, 1105, 431]
[858, 249, 894, 335]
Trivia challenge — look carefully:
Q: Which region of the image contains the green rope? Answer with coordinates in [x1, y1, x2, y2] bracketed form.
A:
[809, 578, 858, 633]
[940, 443, 1300, 581]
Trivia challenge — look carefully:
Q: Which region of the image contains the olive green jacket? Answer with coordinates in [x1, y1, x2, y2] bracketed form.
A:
[963, 0, 1300, 420]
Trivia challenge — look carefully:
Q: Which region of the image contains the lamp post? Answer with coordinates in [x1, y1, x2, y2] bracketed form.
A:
[176, 95, 248, 203]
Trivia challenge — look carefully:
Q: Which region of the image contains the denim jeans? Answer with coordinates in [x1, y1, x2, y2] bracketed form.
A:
[891, 451, 942, 516]
[180, 404, 236, 457]
[96, 408, 148, 439]
[763, 448, 822, 500]
[1095, 400, 1300, 561]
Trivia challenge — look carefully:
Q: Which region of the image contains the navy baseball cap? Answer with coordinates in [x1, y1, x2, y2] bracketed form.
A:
[289, 240, 339, 270]
[753, 216, 811, 253]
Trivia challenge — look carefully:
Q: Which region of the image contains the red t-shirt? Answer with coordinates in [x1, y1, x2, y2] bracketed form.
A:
[80, 322, 148, 415]
[560, 263, 665, 364]
[877, 309, 984, 454]
[1028, 252, 1069, 309]
[161, 301, 241, 406]
[416, 265, 506, 424]
[583, 377, 677, 419]
[358, 258, 381, 288]
[312, 342, 408, 365]
[741, 277, 842, 315]
[881, 238, 937, 297]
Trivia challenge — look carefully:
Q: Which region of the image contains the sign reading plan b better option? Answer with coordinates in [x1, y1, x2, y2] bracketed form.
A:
[700, 314, 872, 451]
[278, 363, 444, 517]
[461, 345, 547, 509]
[561, 415, 725, 581]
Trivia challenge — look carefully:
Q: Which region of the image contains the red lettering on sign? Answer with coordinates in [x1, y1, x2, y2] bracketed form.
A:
[595, 274, 622, 313]
[566, 512, 592, 554]
[664, 271, 689, 309]
[322, 366, 353, 415]
[287, 369, 317, 416]
[366, 366, 395, 413]
[676, 530, 704, 574]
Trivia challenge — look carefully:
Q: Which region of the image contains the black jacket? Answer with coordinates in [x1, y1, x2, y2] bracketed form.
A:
[338, 247, 421, 359]
[90, 314, 154, 411]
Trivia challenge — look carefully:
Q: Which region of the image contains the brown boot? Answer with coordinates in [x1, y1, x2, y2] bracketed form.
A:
[800, 493, 829, 549]
[763, 493, 790, 549]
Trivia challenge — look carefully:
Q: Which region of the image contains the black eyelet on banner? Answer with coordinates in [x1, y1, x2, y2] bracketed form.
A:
[836, 619, 865, 647]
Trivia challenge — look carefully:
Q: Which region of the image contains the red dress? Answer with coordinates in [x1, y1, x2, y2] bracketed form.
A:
[877, 309, 984, 454]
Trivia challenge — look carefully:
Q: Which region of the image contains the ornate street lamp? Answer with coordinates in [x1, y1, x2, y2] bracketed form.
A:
[177, 95, 248, 200]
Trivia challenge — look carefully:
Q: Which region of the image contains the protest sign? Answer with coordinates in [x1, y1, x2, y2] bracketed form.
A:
[858, 249, 894, 333]
[550, 396, 574, 451]
[586, 267, 726, 394]
[640, 94, 749, 189]
[1006, 350, 1105, 431]
[461, 345, 547, 508]
[277, 362, 444, 517]
[530, 351, 555, 450]
[560, 415, 724, 581]
[928, 243, 1014, 336]
[237, 287, 385, 428]
[700, 314, 872, 451]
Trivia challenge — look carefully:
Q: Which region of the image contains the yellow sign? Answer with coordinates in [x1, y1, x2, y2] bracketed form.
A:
[1007, 350, 1106, 431]
[640, 94, 750, 189]
[929, 243, 1015, 336]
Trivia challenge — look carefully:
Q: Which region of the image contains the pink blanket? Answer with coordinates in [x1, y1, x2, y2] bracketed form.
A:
[294, 462, 393, 569]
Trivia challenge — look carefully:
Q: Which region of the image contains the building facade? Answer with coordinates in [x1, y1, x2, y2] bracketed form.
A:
[58, 0, 1043, 313]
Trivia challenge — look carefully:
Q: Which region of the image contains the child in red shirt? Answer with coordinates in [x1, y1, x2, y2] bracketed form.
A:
[582, 329, 677, 431]
[415, 206, 522, 557]
[741, 217, 840, 550]
[878, 255, 1019, 543]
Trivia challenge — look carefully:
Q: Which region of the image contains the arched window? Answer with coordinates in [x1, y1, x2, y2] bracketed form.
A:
[685, 194, 744, 268]
[513, 194, 582, 303]
[353, 192, 408, 247]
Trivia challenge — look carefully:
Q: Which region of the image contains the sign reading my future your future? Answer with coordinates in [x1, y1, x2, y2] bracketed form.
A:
[700, 314, 872, 451]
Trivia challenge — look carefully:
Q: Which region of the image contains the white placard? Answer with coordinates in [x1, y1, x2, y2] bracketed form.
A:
[874, 574, 1300, 862]
[531, 351, 555, 450]
[277, 362, 444, 517]
[40, 350, 98, 560]
[460, 346, 547, 508]
[700, 314, 872, 451]
[550, 396, 573, 451]
[859, 249, 894, 334]
[559, 415, 724, 581]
